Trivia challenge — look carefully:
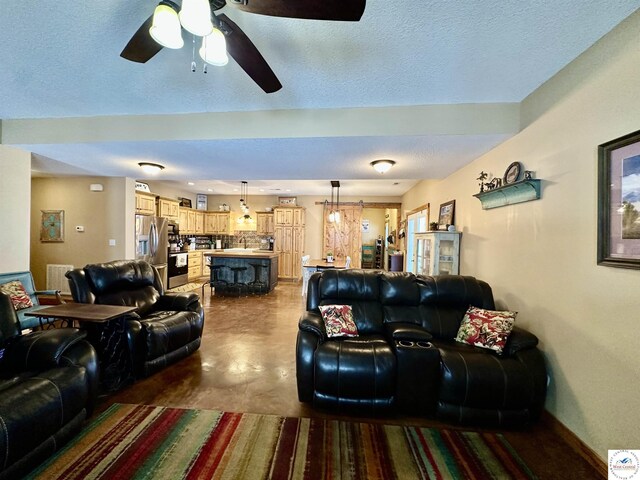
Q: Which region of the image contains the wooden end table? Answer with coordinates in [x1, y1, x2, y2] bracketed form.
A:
[25, 304, 138, 392]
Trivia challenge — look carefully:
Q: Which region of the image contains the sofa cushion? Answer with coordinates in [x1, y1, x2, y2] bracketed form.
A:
[433, 340, 535, 410]
[83, 261, 163, 317]
[140, 310, 203, 359]
[0, 281, 33, 310]
[455, 306, 516, 354]
[0, 366, 88, 468]
[417, 276, 496, 339]
[314, 335, 396, 401]
[319, 305, 358, 338]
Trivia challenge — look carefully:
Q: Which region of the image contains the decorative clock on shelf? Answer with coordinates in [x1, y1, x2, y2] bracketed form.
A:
[40, 210, 64, 242]
[503, 162, 522, 184]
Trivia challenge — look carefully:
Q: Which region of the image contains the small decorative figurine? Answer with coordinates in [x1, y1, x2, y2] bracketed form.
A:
[524, 170, 533, 180]
[477, 171, 488, 192]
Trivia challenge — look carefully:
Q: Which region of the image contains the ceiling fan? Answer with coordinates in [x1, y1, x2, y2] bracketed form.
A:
[121, 0, 366, 94]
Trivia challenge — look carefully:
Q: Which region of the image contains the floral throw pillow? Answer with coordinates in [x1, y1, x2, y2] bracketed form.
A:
[318, 304, 358, 338]
[455, 306, 516, 354]
[0, 281, 34, 311]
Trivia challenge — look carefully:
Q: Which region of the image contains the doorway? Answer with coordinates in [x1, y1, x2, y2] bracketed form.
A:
[405, 205, 428, 274]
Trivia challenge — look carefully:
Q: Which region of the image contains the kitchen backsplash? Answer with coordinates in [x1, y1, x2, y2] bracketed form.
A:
[177, 232, 269, 250]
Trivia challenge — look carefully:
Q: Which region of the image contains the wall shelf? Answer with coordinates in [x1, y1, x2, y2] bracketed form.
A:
[473, 179, 541, 210]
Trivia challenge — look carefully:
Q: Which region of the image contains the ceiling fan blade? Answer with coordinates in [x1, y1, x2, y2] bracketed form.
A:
[218, 14, 282, 93]
[229, 0, 366, 21]
[120, 15, 164, 63]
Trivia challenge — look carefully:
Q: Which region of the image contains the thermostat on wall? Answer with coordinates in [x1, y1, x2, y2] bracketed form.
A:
[89, 183, 104, 192]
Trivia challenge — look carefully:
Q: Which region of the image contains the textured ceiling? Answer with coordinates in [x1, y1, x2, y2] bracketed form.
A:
[1, 1, 638, 195]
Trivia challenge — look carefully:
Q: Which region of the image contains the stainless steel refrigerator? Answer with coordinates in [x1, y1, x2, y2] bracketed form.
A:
[135, 215, 168, 288]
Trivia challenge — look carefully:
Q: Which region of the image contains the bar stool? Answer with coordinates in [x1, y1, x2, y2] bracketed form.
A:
[248, 263, 268, 294]
[204, 265, 229, 296]
[227, 266, 249, 296]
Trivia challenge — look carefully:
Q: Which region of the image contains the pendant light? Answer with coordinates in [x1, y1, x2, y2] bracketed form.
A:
[149, 1, 184, 49]
[179, 0, 214, 37]
[237, 181, 253, 224]
[328, 180, 341, 223]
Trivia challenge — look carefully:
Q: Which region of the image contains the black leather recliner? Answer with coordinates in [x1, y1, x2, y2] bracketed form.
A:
[66, 260, 204, 378]
[297, 269, 547, 427]
[0, 292, 99, 479]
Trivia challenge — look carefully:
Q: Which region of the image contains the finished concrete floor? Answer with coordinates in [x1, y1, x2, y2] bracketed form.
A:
[97, 280, 603, 479]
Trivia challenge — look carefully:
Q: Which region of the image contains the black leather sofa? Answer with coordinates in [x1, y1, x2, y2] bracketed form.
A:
[0, 292, 99, 479]
[297, 269, 547, 427]
[66, 260, 204, 378]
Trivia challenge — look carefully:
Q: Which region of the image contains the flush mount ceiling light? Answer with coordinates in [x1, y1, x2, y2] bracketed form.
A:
[370, 159, 396, 174]
[138, 162, 165, 174]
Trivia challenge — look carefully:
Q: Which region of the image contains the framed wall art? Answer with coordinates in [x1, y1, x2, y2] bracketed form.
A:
[40, 210, 65, 242]
[438, 200, 456, 228]
[278, 196, 297, 206]
[597, 129, 640, 269]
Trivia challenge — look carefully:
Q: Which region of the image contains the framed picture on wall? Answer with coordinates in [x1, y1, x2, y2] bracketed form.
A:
[278, 196, 297, 206]
[438, 200, 455, 228]
[40, 210, 64, 242]
[598, 129, 640, 269]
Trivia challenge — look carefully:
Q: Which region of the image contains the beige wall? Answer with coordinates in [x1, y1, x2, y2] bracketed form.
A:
[30, 177, 129, 288]
[0, 146, 31, 273]
[362, 208, 386, 246]
[401, 10, 640, 460]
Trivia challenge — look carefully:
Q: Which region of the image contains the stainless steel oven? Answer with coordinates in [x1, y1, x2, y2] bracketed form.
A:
[168, 252, 188, 289]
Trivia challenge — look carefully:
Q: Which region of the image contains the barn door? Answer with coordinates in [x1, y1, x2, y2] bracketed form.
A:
[323, 204, 363, 267]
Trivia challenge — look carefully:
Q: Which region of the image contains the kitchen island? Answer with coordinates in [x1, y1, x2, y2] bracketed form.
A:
[204, 250, 279, 294]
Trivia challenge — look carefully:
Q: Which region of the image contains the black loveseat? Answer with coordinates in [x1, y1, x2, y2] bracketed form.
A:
[0, 292, 99, 479]
[66, 260, 204, 379]
[296, 269, 547, 427]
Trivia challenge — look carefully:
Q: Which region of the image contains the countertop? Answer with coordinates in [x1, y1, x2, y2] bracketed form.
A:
[204, 250, 279, 259]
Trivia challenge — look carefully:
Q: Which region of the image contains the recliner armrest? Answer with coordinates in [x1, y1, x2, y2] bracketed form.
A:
[156, 292, 200, 311]
[299, 312, 327, 342]
[3, 328, 88, 372]
[35, 289, 65, 304]
[385, 322, 433, 342]
[503, 326, 539, 356]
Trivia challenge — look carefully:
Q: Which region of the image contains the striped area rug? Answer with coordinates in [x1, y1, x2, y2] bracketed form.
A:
[29, 404, 535, 479]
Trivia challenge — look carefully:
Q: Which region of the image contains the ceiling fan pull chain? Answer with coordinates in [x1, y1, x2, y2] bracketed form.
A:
[191, 35, 197, 73]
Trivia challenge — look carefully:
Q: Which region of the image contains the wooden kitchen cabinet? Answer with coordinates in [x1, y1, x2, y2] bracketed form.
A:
[293, 208, 305, 227]
[204, 212, 231, 234]
[157, 197, 179, 220]
[135, 191, 156, 216]
[273, 207, 305, 280]
[256, 212, 274, 235]
[188, 251, 203, 280]
[187, 210, 196, 233]
[195, 211, 204, 234]
[178, 207, 189, 232]
[275, 208, 293, 226]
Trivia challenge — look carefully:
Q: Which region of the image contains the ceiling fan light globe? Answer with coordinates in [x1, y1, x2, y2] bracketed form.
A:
[149, 4, 184, 49]
[199, 30, 229, 66]
[179, 0, 214, 36]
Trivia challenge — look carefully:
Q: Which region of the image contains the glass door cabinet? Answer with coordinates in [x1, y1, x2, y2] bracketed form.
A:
[413, 232, 461, 276]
